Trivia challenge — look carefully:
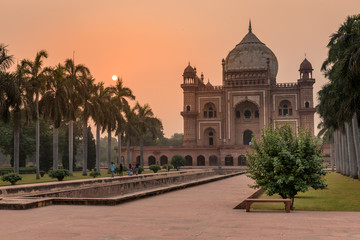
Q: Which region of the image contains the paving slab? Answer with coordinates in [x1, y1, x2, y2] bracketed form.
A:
[0, 174, 359, 240]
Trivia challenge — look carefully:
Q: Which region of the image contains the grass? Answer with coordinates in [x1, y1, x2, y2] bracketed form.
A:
[250, 172, 360, 211]
[0, 169, 169, 186]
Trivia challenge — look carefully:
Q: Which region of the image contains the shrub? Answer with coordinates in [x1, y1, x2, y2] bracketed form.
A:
[0, 168, 13, 176]
[115, 166, 128, 175]
[19, 166, 37, 174]
[48, 169, 70, 181]
[90, 169, 101, 178]
[149, 164, 161, 173]
[247, 125, 327, 209]
[40, 170, 45, 177]
[1, 173, 22, 185]
[162, 164, 174, 171]
[138, 166, 144, 174]
[171, 155, 185, 170]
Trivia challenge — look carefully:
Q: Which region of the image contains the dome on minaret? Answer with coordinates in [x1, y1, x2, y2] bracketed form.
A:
[183, 62, 196, 78]
[299, 58, 313, 71]
[224, 21, 278, 79]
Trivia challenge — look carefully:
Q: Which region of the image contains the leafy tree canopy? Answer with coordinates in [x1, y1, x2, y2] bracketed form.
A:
[247, 125, 327, 209]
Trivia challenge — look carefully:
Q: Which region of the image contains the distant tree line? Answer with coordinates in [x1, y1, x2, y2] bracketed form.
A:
[0, 45, 183, 178]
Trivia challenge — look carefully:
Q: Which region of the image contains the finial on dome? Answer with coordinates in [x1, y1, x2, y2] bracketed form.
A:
[249, 19, 252, 33]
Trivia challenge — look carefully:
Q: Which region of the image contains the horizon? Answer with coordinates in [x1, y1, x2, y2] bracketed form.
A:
[2, 0, 358, 137]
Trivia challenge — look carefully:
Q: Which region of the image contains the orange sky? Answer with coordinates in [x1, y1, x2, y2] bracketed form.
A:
[2, 0, 358, 137]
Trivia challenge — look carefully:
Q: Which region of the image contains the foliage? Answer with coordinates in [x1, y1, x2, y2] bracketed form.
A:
[247, 125, 327, 209]
[0, 168, 13, 176]
[138, 166, 144, 174]
[48, 168, 70, 181]
[40, 170, 45, 177]
[1, 173, 22, 185]
[162, 164, 174, 171]
[39, 120, 53, 172]
[171, 155, 185, 170]
[90, 169, 101, 178]
[149, 164, 161, 173]
[61, 124, 79, 170]
[158, 133, 183, 146]
[87, 126, 96, 170]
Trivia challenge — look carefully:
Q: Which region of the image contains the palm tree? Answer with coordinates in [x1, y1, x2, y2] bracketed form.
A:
[64, 58, 90, 175]
[320, 14, 360, 178]
[91, 82, 111, 172]
[123, 105, 137, 166]
[109, 77, 135, 168]
[135, 102, 163, 166]
[0, 44, 14, 71]
[77, 75, 96, 175]
[21, 50, 49, 179]
[40, 64, 69, 170]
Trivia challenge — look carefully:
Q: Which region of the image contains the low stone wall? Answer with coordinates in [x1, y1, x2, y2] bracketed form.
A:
[0, 169, 241, 199]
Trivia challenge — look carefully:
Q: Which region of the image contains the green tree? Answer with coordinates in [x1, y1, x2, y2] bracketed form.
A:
[318, 14, 360, 179]
[64, 58, 90, 175]
[40, 64, 69, 170]
[135, 102, 163, 166]
[247, 125, 327, 209]
[109, 77, 135, 169]
[21, 50, 49, 179]
[0, 44, 14, 71]
[87, 126, 96, 170]
[171, 155, 185, 170]
[39, 120, 53, 172]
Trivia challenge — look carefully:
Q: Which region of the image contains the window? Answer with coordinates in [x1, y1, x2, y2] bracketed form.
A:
[203, 103, 217, 118]
[279, 100, 292, 116]
[186, 105, 190, 111]
[244, 110, 251, 119]
[305, 101, 310, 108]
[236, 111, 241, 118]
[255, 110, 259, 118]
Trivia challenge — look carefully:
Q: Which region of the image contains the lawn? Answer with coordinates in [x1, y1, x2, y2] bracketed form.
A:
[250, 172, 360, 211]
[0, 169, 165, 186]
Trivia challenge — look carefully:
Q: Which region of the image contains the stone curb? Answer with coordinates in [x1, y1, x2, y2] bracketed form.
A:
[0, 171, 245, 210]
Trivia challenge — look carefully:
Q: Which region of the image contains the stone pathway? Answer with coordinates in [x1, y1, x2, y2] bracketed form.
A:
[0, 174, 359, 240]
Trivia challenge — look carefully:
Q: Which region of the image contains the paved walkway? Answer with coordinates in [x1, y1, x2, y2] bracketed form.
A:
[1, 174, 360, 240]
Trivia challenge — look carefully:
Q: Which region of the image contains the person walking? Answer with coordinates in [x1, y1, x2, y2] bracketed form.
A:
[110, 162, 116, 178]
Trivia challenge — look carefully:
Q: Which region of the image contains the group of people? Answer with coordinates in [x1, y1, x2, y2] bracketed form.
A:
[110, 162, 140, 177]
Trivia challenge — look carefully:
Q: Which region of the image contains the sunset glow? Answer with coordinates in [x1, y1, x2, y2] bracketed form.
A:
[1, 0, 358, 136]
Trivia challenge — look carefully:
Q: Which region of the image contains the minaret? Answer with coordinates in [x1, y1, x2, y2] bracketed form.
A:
[298, 58, 316, 134]
[181, 63, 198, 146]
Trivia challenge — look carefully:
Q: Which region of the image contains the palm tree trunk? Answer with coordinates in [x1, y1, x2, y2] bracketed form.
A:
[117, 133, 121, 165]
[53, 127, 59, 170]
[352, 113, 360, 179]
[35, 93, 40, 179]
[69, 120, 74, 176]
[345, 122, 357, 178]
[96, 124, 101, 173]
[126, 137, 130, 167]
[342, 129, 349, 176]
[330, 141, 334, 172]
[107, 128, 111, 174]
[335, 130, 341, 173]
[82, 117, 88, 176]
[140, 137, 144, 167]
[13, 109, 20, 174]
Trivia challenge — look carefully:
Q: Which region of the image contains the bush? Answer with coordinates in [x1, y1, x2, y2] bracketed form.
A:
[149, 164, 161, 173]
[115, 166, 128, 175]
[138, 166, 144, 174]
[40, 170, 45, 177]
[19, 166, 37, 174]
[1, 173, 22, 185]
[48, 169, 70, 181]
[162, 164, 174, 171]
[0, 168, 13, 176]
[247, 125, 327, 209]
[90, 169, 101, 178]
[171, 155, 185, 170]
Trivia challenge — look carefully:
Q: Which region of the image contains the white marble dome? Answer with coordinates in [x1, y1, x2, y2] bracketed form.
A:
[224, 25, 278, 79]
